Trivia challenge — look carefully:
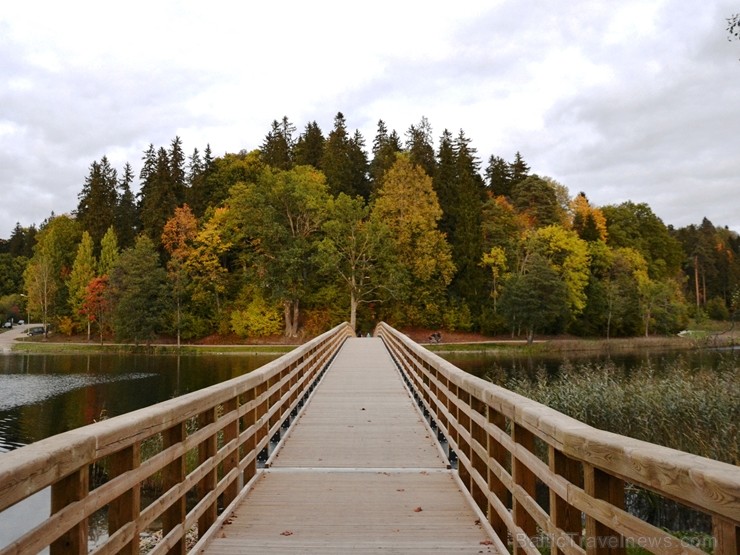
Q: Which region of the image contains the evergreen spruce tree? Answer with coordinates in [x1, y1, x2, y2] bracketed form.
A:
[369, 120, 402, 195]
[169, 136, 187, 206]
[260, 116, 295, 170]
[116, 162, 138, 250]
[187, 144, 217, 216]
[138, 147, 177, 246]
[449, 130, 487, 313]
[509, 151, 530, 186]
[405, 116, 436, 178]
[432, 129, 457, 237]
[294, 121, 325, 169]
[321, 113, 369, 199]
[76, 156, 118, 248]
[349, 129, 371, 200]
[485, 155, 513, 197]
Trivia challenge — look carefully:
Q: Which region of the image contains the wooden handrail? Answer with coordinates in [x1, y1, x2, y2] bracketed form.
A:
[375, 322, 740, 555]
[0, 322, 354, 555]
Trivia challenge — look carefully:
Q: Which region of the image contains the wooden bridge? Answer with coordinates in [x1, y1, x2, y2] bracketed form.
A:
[0, 323, 738, 554]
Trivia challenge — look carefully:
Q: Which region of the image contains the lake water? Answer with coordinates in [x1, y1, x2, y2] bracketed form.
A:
[0, 352, 279, 453]
[1, 347, 736, 452]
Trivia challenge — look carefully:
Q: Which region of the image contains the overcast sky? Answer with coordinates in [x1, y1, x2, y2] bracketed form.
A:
[1, 0, 738, 240]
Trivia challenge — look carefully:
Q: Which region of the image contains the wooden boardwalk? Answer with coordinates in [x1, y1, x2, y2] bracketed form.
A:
[201, 337, 498, 554]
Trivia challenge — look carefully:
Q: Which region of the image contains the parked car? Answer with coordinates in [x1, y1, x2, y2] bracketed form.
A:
[27, 326, 45, 336]
[3, 321, 12, 328]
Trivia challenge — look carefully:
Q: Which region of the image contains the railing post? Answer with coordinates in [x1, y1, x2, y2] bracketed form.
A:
[222, 397, 239, 506]
[549, 447, 582, 555]
[487, 409, 509, 544]
[108, 443, 141, 555]
[712, 515, 739, 555]
[512, 422, 537, 555]
[584, 463, 626, 555]
[470, 397, 488, 512]
[50, 467, 89, 555]
[243, 387, 257, 482]
[163, 422, 186, 555]
[198, 407, 218, 535]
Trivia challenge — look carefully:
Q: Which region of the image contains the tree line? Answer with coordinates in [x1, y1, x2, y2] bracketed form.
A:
[1, 113, 738, 343]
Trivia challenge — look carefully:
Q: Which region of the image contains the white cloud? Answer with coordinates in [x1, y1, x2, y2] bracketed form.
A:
[0, 0, 739, 238]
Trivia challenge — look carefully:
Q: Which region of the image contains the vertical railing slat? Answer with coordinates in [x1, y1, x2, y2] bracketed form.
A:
[108, 443, 141, 555]
[163, 422, 186, 555]
[50, 467, 89, 555]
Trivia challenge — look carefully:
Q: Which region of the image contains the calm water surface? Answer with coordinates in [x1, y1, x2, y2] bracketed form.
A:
[0, 352, 279, 452]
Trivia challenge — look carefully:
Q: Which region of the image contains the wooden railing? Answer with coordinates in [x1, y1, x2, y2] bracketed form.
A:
[376, 322, 740, 555]
[0, 322, 354, 555]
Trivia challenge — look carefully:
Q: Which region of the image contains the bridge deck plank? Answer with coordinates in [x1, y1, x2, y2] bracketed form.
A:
[201, 337, 498, 554]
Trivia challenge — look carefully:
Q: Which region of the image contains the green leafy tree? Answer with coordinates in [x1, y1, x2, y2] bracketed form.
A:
[98, 226, 120, 277]
[25, 214, 81, 325]
[67, 231, 97, 338]
[220, 166, 330, 337]
[525, 225, 591, 318]
[109, 235, 172, 346]
[371, 153, 455, 326]
[319, 193, 391, 331]
[602, 201, 683, 280]
[499, 252, 570, 343]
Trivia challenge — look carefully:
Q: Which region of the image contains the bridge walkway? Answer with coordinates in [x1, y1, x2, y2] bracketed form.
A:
[201, 337, 498, 554]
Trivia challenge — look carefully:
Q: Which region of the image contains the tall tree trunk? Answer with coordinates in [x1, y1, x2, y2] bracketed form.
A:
[350, 290, 358, 331]
[283, 301, 292, 337]
[291, 300, 300, 337]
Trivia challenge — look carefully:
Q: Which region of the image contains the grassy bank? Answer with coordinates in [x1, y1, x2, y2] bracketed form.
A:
[11, 340, 294, 356]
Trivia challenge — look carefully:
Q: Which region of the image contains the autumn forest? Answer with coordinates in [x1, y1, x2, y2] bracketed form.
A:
[1, 113, 738, 343]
